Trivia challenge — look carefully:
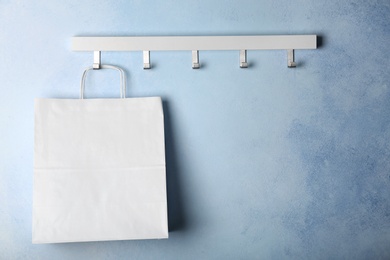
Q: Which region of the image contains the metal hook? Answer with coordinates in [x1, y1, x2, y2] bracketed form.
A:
[192, 50, 200, 69]
[143, 51, 151, 69]
[93, 51, 101, 70]
[287, 49, 296, 68]
[240, 50, 248, 68]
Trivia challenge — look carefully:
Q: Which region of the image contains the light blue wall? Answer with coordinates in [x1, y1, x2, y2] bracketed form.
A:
[1, 1, 390, 259]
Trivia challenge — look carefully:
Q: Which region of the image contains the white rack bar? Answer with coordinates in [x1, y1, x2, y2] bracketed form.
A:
[72, 35, 317, 51]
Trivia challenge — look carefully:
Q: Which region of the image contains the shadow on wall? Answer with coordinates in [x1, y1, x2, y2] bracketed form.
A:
[163, 100, 186, 232]
[317, 35, 324, 48]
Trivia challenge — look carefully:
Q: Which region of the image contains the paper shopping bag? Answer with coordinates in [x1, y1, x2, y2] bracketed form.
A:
[33, 65, 168, 243]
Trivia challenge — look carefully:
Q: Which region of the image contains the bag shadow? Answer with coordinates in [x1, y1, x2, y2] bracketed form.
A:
[163, 100, 186, 232]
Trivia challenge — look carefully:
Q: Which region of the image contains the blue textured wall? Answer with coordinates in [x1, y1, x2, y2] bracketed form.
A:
[1, 1, 390, 259]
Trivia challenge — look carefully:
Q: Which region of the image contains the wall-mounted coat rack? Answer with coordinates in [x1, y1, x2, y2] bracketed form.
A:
[72, 35, 317, 69]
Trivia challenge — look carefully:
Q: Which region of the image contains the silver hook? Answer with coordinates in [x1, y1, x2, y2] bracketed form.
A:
[240, 50, 248, 68]
[287, 49, 296, 68]
[143, 51, 151, 69]
[192, 50, 200, 69]
[93, 51, 101, 70]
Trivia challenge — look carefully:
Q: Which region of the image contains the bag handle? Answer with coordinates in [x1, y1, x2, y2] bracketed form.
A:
[80, 65, 127, 99]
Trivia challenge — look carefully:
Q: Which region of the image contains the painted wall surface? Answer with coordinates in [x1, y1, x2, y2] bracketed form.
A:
[1, 1, 390, 259]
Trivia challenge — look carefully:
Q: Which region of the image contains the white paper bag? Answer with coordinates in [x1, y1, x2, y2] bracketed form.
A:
[33, 65, 168, 243]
